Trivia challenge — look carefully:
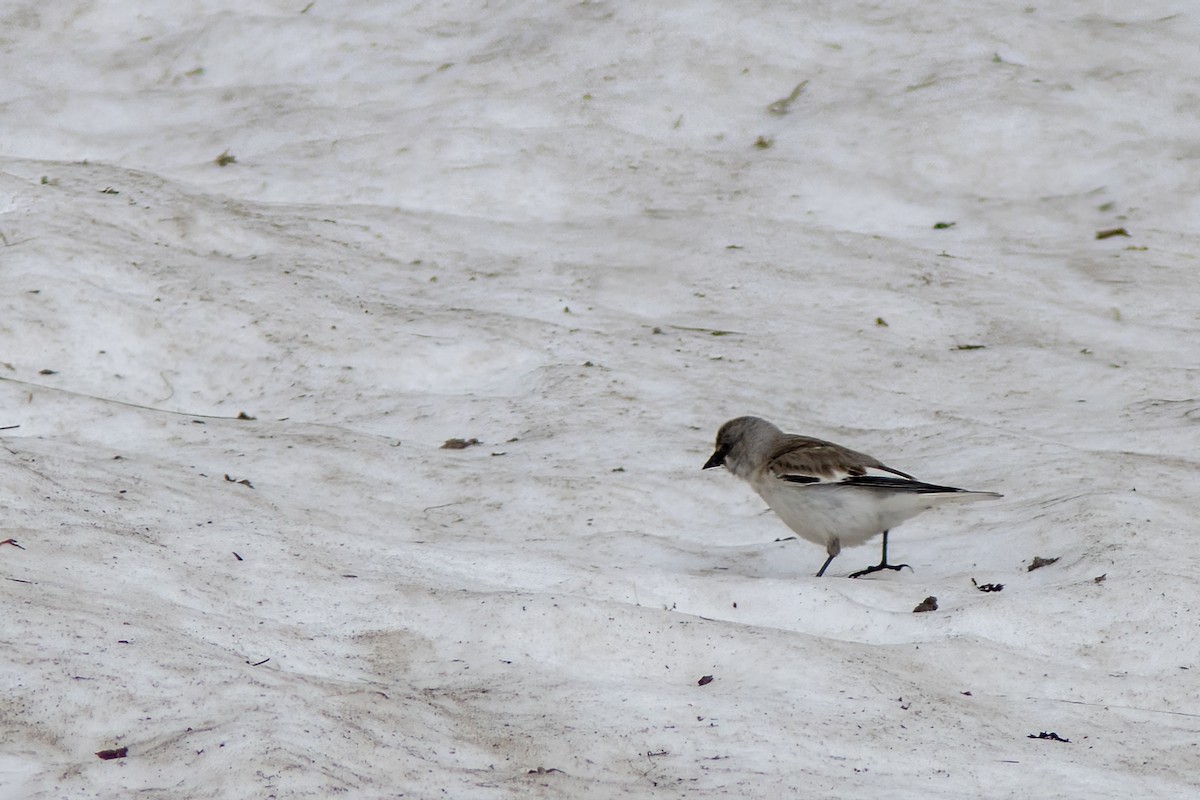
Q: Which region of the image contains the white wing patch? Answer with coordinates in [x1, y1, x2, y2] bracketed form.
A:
[773, 464, 910, 486]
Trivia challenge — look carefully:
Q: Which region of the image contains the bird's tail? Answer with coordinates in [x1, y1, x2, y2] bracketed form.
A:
[843, 475, 1002, 497]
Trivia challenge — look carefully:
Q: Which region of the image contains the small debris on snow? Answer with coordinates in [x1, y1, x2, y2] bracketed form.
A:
[1028, 556, 1059, 572]
[95, 747, 128, 760]
[667, 324, 743, 337]
[913, 596, 939, 613]
[440, 437, 481, 449]
[698, 675, 714, 686]
[1028, 731, 1070, 743]
[766, 80, 808, 115]
[972, 578, 1004, 592]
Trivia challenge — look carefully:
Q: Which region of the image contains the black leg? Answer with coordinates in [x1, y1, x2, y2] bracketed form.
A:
[848, 531, 911, 579]
[816, 552, 836, 578]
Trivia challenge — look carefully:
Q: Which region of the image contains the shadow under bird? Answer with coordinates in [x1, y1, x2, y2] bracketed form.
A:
[703, 416, 1001, 577]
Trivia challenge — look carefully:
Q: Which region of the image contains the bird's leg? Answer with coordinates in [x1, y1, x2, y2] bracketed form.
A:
[848, 531, 911, 578]
[815, 538, 840, 577]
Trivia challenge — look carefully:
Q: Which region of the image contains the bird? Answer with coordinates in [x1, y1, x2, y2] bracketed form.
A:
[702, 416, 1001, 578]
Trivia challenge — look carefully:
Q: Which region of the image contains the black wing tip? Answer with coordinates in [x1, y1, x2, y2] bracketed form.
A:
[840, 476, 987, 494]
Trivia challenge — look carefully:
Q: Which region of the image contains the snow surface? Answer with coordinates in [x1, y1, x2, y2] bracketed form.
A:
[2, 1, 1199, 797]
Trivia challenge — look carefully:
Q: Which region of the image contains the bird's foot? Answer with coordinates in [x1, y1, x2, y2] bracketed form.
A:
[848, 562, 910, 579]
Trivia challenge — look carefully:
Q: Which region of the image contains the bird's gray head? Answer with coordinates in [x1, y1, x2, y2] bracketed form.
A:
[702, 416, 782, 479]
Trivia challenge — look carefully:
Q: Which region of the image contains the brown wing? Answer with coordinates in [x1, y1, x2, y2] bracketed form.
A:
[765, 435, 915, 482]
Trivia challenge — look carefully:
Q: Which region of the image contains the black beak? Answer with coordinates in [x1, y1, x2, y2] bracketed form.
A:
[702, 446, 728, 470]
